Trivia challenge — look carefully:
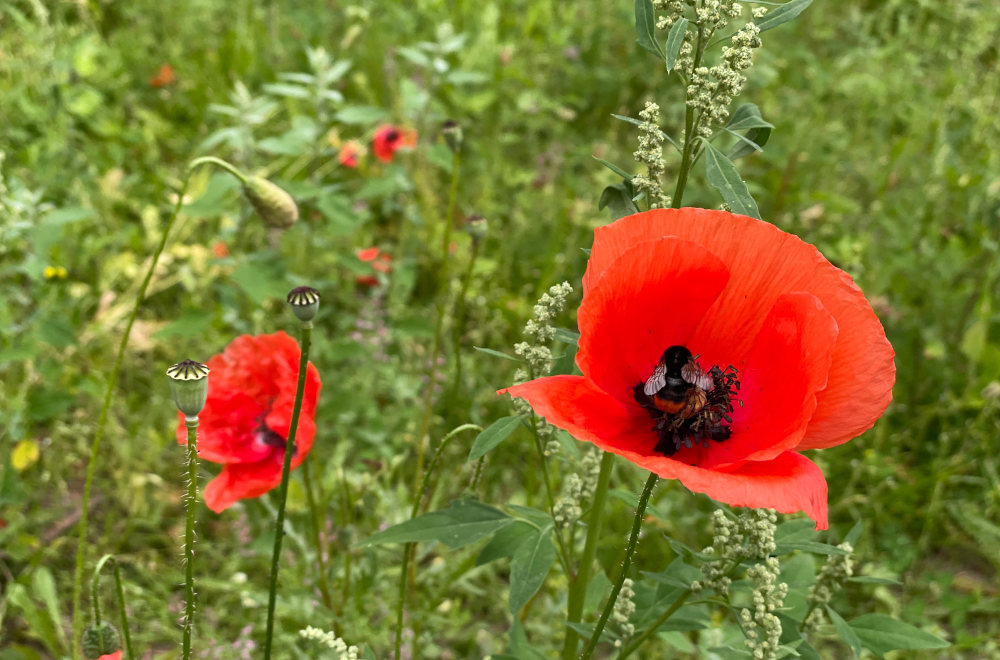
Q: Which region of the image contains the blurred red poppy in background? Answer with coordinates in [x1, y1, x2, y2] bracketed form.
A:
[356, 247, 392, 286]
[150, 63, 176, 88]
[98, 652, 122, 660]
[501, 208, 894, 529]
[372, 125, 417, 163]
[339, 140, 362, 168]
[176, 332, 321, 512]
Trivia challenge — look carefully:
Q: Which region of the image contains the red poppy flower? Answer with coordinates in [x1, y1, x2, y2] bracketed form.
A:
[339, 140, 362, 168]
[150, 63, 176, 88]
[211, 241, 230, 258]
[372, 124, 417, 163]
[98, 652, 122, 660]
[500, 209, 894, 529]
[176, 332, 321, 512]
[355, 247, 392, 286]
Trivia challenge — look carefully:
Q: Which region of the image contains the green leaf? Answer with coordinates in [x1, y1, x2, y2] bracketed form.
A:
[610, 114, 678, 150]
[826, 606, 862, 658]
[476, 521, 536, 565]
[358, 499, 511, 549]
[756, 0, 814, 33]
[847, 576, 901, 585]
[844, 520, 863, 547]
[509, 526, 556, 612]
[664, 17, 689, 72]
[849, 614, 949, 656]
[553, 328, 580, 345]
[599, 182, 640, 220]
[593, 156, 633, 180]
[230, 259, 288, 305]
[474, 346, 524, 362]
[774, 541, 851, 556]
[702, 140, 761, 219]
[505, 620, 548, 660]
[727, 126, 771, 159]
[725, 103, 774, 131]
[335, 105, 388, 124]
[774, 518, 817, 544]
[634, 0, 664, 58]
[468, 415, 523, 461]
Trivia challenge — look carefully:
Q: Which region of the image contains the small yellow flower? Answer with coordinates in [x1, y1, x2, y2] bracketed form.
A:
[43, 266, 68, 280]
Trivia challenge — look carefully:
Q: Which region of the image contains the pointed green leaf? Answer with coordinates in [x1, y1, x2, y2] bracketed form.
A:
[634, 0, 664, 58]
[774, 541, 852, 556]
[593, 156, 633, 180]
[476, 521, 536, 565]
[847, 576, 901, 585]
[826, 606, 862, 658]
[725, 103, 774, 131]
[756, 0, 814, 33]
[664, 17, 689, 72]
[599, 182, 640, 220]
[358, 499, 511, 549]
[468, 415, 523, 461]
[727, 126, 771, 159]
[849, 614, 949, 655]
[553, 328, 580, 345]
[506, 620, 549, 660]
[474, 346, 524, 362]
[509, 526, 556, 612]
[702, 140, 761, 219]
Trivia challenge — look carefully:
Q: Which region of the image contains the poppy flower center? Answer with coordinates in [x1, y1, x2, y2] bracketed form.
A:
[386, 129, 400, 143]
[632, 345, 740, 457]
[254, 410, 296, 455]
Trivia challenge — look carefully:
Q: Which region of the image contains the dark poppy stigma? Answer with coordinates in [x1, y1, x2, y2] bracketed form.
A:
[632, 345, 740, 457]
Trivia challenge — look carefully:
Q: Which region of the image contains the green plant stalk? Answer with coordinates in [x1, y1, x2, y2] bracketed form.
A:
[71, 171, 194, 659]
[450, 238, 480, 396]
[528, 414, 572, 576]
[561, 451, 615, 660]
[91, 555, 112, 626]
[413, 149, 461, 494]
[188, 156, 247, 183]
[394, 423, 481, 660]
[182, 418, 199, 659]
[579, 473, 659, 660]
[263, 324, 312, 659]
[671, 26, 707, 209]
[113, 562, 134, 659]
[301, 459, 333, 610]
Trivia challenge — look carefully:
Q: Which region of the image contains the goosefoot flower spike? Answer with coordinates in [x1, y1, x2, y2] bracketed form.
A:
[174, 333, 321, 512]
[500, 208, 895, 529]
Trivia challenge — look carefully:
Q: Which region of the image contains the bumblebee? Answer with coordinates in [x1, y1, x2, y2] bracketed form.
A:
[642, 346, 715, 418]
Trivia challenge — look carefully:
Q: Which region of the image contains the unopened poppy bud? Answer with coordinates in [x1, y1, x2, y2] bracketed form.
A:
[287, 286, 320, 324]
[82, 622, 120, 659]
[465, 214, 488, 242]
[441, 120, 463, 153]
[166, 359, 210, 418]
[242, 176, 298, 229]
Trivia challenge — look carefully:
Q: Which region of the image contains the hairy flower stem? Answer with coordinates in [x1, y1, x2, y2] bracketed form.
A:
[71, 166, 199, 658]
[182, 417, 199, 659]
[562, 451, 615, 660]
[394, 424, 482, 660]
[672, 27, 707, 209]
[263, 324, 313, 659]
[90, 555, 135, 658]
[112, 562, 134, 659]
[413, 149, 461, 494]
[579, 473, 659, 660]
[450, 238, 480, 398]
[618, 589, 692, 658]
[301, 459, 333, 611]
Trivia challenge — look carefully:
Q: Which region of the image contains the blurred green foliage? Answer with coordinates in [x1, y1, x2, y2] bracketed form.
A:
[0, 0, 998, 657]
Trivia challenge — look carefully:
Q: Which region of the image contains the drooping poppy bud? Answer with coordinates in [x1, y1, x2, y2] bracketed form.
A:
[242, 176, 298, 229]
[81, 621, 120, 660]
[167, 359, 210, 418]
[287, 286, 321, 324]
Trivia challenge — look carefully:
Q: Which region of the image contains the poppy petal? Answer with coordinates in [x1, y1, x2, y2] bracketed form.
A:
[576, 237, 729, 407]
[586, 208, 893, 449]
[204, 456, 284, 513]
[694, 291, 838, 469]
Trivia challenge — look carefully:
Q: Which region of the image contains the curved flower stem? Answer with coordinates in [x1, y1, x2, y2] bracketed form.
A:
[187, 156, 247, 183]
[263, 323, 313, 659]
[300, 459, 333, 611]
[112, 561, 134, 659]
[91, 554, 112, 626]
[617, 588, 692, 658]
[671, 26, 707, 209]
[561, 451, 615, 660]
[394, 423, 481, 660]
[413, 149, 462, 494]
[182, 417, 199, 659]
[70, 166, 201, 658]
[579, 473, 659, 660]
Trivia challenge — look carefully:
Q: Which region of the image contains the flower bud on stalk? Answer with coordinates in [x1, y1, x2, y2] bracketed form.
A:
[166, 359, 210, 419]
[287, 286, 321, 325]
[81, 622, 120, 660]
[465, 214, 488, 244]
[441, 119, 463, 153]
[242, 176, 299, 229]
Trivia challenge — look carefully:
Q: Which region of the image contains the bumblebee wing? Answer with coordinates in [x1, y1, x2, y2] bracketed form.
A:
[682, 361, 715, 392]
[643, 362, 667, 396]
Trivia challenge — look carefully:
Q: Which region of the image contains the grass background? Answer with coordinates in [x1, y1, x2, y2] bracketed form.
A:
[1, 0, 998, 657]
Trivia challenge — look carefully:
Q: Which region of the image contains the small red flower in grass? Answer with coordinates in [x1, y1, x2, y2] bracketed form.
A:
[176, 332, 321, 512]
[372, 124, 417, 163]
[339, 140, 362, 168]
[356, 247, 392, 286]
[150, 63, 176, 88]
[98, 652, 122, 660]
[500, 208, 894, 529]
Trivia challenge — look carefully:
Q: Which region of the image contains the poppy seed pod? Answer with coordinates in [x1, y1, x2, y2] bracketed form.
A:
[465, 214, 488, 242]
[441, 119, 463, 153]
[167, 359, 210, 418]
[287, 286, 321, 324]
[81, 622, 120, 659]
[242, 176, 298, 229]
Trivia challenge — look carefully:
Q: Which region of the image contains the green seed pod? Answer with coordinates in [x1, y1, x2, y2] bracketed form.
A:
[166, 359, 210, 418]
[465, 214, 488, 243]
[242, 176, 299, 229]
[287, 286, 321, 324]
[82, 622, 120, 659]
[441, 119, 463, 153]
